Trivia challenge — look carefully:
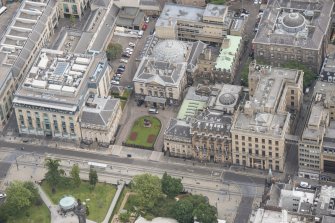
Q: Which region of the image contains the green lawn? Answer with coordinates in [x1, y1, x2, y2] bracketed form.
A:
[124, 194, 175, 220]
[42, 180, 116, 222]
[126, 116, 161, 148]
[7, 202, 50, 223]
[120, 100, 127, 110]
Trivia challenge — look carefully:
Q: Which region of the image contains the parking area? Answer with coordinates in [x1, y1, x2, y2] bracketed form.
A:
[109, 19, 156, 87]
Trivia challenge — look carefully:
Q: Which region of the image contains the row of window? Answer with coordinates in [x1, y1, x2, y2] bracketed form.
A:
[235, 147, 280, 157]
[234, 135, 280, 145]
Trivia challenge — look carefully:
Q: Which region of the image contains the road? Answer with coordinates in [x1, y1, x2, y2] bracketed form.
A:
[0, 140, 265, 188]
[0, 140, 265, 221]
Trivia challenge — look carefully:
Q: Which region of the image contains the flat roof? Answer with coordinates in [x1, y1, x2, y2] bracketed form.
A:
[13, 49, 108, 111]
[249, 63, 302, 111]
[232, 112, 289, 137]
[215, 35, 241, 71]
[203, 4, 226, 18]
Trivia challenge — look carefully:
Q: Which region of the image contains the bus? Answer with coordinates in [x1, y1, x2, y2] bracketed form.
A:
[0, 6, 7, 16]
[88, 161, 108, 170]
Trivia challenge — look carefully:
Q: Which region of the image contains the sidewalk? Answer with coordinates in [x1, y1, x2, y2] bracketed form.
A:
[0, 134, 283, 180]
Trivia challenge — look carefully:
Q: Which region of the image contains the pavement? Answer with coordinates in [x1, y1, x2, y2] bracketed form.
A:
[0, 139, 270, 222]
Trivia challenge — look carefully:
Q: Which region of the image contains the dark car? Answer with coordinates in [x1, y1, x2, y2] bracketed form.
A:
[122, 53, 130, 58]
[137, 99, 144, 106]
[118, 65, 126, 69]
[117, 68, 125, 73]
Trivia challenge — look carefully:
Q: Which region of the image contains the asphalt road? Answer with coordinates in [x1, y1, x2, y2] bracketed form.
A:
[234, 197, 254, 223]
[0, 139, 265, 187]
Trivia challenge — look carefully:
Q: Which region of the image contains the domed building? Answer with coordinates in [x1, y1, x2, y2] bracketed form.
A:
[152, 40, 188, 63]
[133, 38, 207, 108]
[252, 0, 334, 73]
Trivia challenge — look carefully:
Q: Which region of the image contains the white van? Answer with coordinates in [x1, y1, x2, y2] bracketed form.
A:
[138, 30, 144, 38]
[148, 108, 158, 114]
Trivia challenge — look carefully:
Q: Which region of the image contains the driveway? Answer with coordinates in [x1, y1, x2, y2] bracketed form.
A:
[115, 94, 178, 151]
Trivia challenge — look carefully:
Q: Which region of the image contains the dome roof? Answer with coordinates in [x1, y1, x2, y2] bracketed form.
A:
[282, 13, 305, 32]
[59, 196, 77, 211]
[152, 40, 187, 63]
[219, 93, 236, 105]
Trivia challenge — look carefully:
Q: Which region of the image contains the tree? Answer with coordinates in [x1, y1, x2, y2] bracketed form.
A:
[282, 61, 315, 88]
[70, 164, 81, 187]
[131, 174, 162, 210]
[171, 199, 194, 223]
[193, 203, 218, 223]
[106, 42, 123, 60]
[89, 168, 98, 187]
[161, 172, 183, 198]
[45, 158, 64, 192]
[70, 14, 76, 27]
[4, 181, 34, 216]
[22, 181, 39, 203]
[119, 211, 131, 223]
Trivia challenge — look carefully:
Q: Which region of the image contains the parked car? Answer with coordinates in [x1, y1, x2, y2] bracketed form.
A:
[138, 30, 144, 38]
[145, 17, 149, 23]
[117, 68, 125, 73]
[118, 64, 126, 69]
[254, 0, 258, 4]
[125, 48, 133, 52]
[122, 53, 130, 58]
[129, 42, 136, 47]
[148, 108, 158, 114]
[142, 24, 148, 31]
[125, 51, 133, 55]
[111, 80, 120, 85]
[114, 76, 121, 81]
[116, 73, 122, 77]
[120, 59, 128, 63]
[0, 193, 7, 199]
[137, 99, 144, 106]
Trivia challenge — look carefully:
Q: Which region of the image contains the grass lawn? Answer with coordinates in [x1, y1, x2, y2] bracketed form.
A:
[120, 100, 127, 110]
[126, 116, 161, 148]
[209, 0, 225, 4]
[42, 180, 116, 222]
[124, 194, 175, 220]
[7, 202, 50, 223]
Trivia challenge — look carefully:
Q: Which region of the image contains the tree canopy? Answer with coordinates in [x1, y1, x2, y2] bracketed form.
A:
[131, 173, 162, 210]
[193, 203, 218, 223]
[70, 164, 81, 187]
[171, 199, 194, 223]
[106, 42, 123, 60]
[161, 172, 183, 198]
[1, 181, 39, 218]
[89, 168, 98, 187]
[44, 158, 64, 192]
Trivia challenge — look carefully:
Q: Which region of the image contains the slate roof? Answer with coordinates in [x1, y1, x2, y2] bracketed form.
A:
[81, 97, 119, 127]
[164, 118, 191, 140]
[133, 57, 187, 87]
[253, 0, 334, 50]
[187, 41, 207, 72]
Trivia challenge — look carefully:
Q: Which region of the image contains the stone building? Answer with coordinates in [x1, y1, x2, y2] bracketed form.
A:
[13, 49, 112, 142]
[298, 82, 335, 181]
[164, 119, 192, 158]
[80, 96, 122, 146]
[194, 35, 243, 84]
[155, 3, 234, 44]
[252, 0, 334, 73]
[164, 84, 242, 163]
[133, 39, 206, 107]
[0, 0, 60, 130]
[231, 62, 304, 172]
